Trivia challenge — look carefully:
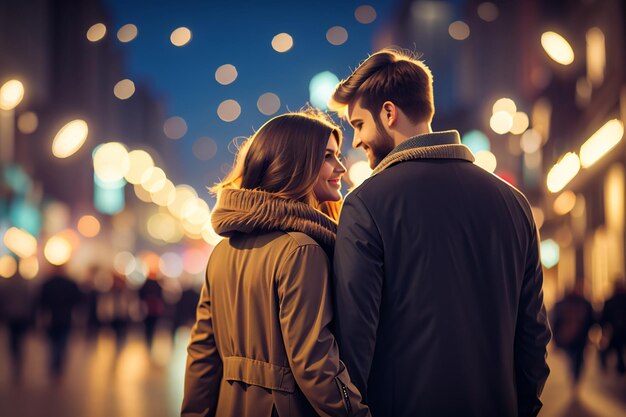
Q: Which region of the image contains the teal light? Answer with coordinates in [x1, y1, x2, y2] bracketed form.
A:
[462, 130, 491, 153]
[540, 239, 560, 269]
[94, 173, 125, 215]
[309, 71, 340, 110]
[9, 198, 41, 236]
[4, 165, 32, 195]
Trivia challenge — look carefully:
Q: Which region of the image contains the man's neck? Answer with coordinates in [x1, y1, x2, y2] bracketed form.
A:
[393, 122, 432, 148]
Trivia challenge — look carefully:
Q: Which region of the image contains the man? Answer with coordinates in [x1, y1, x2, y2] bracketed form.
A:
[329, 49, 551, 417]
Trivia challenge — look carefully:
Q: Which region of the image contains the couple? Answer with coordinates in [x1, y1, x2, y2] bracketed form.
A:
[181, 49, 551, 417]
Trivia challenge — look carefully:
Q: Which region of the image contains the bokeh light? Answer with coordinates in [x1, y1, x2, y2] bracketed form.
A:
[348, 160, 373, 188]
[192, 137, 218, 161]
[140, 167, 167, 193]
[520, 129, 542, 154]
[163, 116, 188, 139]
[17, 111, 38, 134]
[86, 23, 107, 42]
[159, 252, 184, 278]
[3, 227, 37, 258]
[271, 33, 293, 52]
[489, 111, 514, 135]
[579, 119, 624, 168]
[540, 239, 560, 268]
[477, 2, 498, 22]
[541, 31, 575, 65]
[170, 27, 192, 46]
[448, 21, 470, 40]
[0, 255, 17, 278]
[355, 5, 377, 24]
[474, 150, 497, 172]
[52, 119, 89, 158]
[553, 190, 577, 215]
[113, 79, 135, 100]
[309, 71, 340, 110]
[151, 179, 176, 206]
[510, 112, 530, 135]
[461, 130, 490, 153]
[492, 98, 517, 115]
[44, 235, 72, 266]
[125, 149, 155, 184]
[93, 142, 130, 182]
[0, 80, 24, 110]
[326, 26, 348, 45]
[114, 251, 136, 276]
[215, 64, 238, 85]
[257, 92, 281, 116]
[77, 215, 101, 238]
[217, 99, 241, 122]
[183, 248, 207, 274]
[117, 23, 137, 42]
[168, 185, 198, 219]
[18, 256, 38, 280]
[547, 152, 580, 193]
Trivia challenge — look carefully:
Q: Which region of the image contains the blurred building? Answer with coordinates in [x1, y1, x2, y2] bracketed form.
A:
[383, 0, 626, 306]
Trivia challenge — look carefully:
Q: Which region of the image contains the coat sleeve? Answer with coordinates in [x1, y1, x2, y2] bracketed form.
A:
[277, 244, 371, 417]
[514, 223, 551, 417]
[332, 193, 384, 401]
[181, 267, 223, 417]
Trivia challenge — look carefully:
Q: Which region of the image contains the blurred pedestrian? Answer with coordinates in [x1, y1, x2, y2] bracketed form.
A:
[139, 271, 165, 350]
[0, 270, 35, 382]
[100, 271, 133, 352]
[38, 266, 82, 379]
[329, 49, 551, 416]
[551, 281, 595, 384]
[600, 279, 626, 374]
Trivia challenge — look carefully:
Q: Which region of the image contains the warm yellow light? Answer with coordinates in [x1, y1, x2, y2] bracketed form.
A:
[520, 129, 542, 154]
[3, 227, 37, 258]
[541, 31, 574, 65]
[272, 33, 293, 53]
[0, 80, 24, 110]
[86, 23, 107, 42]
[490, 111, 513, 135]
[510, 112, 529, 135]
[117, 23, 138, 43]
[163, 116, 187, 139]
[326, 26, 348, 45]
[113, 79, 135, 100]
[52, 119, 89, 158]
[167, 185, 198, 219]
[553, 190, 577, 215]
[448, 21, 470, 40]
[579, 119, 624, 168]
[19, 256, 38, 279]
[215, 64, 238, 85]
[140, 167, 167, 193]
[114, 251, 136, 276]
[0, 255, 17, 278]
[147, 212, 182, 242]
[17, 111, 38, 134]
[77, 215, 101, 238]
[150, 179, 176, 206]
[586, 27, 605, 86]
[348, 161, 372, 188]
[477, 2, 498, 22]
[217, 99, 241, 122]
[125, 150, 154, 184]
[134, 183, 153, 202]
[547, 152, 580, 193]
[44, 236, 72, 266]
[201, 220, 223, 246]
[93, 142, 130, 182]
[182, 198, 210, 225]
[531, 206, 544, 229]
[474, 150, 497, 172]
[492, 98, 516, 116]
[170, 27, 192, 46]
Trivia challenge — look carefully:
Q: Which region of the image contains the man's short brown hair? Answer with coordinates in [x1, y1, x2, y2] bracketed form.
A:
[329, 49, 434, 124]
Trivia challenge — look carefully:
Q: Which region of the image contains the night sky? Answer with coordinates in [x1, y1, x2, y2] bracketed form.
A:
[103, 0, 394, 199]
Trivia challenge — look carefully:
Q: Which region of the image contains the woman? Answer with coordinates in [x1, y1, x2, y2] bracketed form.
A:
[181, 110, 370, 417]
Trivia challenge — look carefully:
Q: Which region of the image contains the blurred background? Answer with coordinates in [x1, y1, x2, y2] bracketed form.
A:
[1, 0, 626, 416]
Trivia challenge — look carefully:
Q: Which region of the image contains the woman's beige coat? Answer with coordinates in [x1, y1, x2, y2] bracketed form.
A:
[181, 188, 369, 417]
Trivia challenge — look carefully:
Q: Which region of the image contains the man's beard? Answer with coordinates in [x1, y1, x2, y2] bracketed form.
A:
[369, 123, 396, 168]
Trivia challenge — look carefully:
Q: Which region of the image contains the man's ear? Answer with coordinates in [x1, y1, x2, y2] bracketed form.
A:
[382, 101, 397, 127]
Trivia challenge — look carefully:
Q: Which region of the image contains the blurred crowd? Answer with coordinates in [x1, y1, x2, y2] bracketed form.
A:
[0, 266, 200, 382]
[551, 279, 626, 386]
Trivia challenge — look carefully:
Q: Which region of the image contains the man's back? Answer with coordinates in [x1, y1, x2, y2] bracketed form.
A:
[334, 157, 551, 417]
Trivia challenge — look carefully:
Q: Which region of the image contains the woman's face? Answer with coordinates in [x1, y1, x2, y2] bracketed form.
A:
[313, 133, 347, 203]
